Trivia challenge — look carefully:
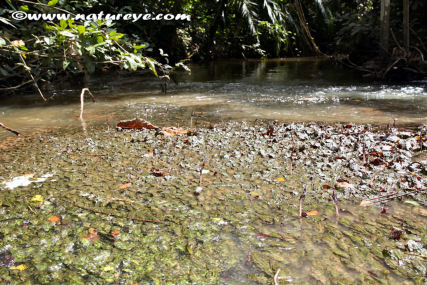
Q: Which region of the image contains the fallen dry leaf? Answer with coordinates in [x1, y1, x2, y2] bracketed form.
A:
[389, 227, 402, 240]
[160, 127, 193, 137]
[116, 118, 157, 130]
[10, 264, 27, 271]
[277, 177, 285, 182]
[120, 182, 132, 190]
[111, 229, 121, 239]
[335, 182, 354, 189]
[306, 210, 319, 216]
[360, 200, 373, 207]
[48, 215, 61, 225]
[82, 228, 99, 242]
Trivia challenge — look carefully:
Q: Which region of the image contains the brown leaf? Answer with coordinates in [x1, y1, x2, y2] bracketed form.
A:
[306, 210, 319, 216]
[120, 182, 132, 190]
[389, 227, 402, 240]
[151, 168, 164, 177]
[322, 184, 331, 189]
[111, 229, 121, 239]
[160, 127, 193, 137]
[116, 118, 157, 130]
[82, 228, 99, 242]
[335, 182, 354, 189]
[48, 215, 61, 225]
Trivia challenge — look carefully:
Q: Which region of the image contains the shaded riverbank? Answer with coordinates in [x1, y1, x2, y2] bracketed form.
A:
[0, 119, 425, 284]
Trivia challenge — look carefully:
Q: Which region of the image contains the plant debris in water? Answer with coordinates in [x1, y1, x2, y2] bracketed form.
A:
[0, 120, 426, 284]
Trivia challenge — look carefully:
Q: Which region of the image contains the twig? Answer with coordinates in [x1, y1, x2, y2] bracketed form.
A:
[362, 140, 367, 166]
[199, 159, 206, 186]
[381, 58, 404, 79]
[299, 185, 307, 217]
[246, 245, 252, 264]
[405, 252, 427, 259]
[360, 191, 398, 206]
[274, 268, 280, 285]
[18, 53, 47, 101]
[0, 80, 32, 91]
[190, 111, 194, 128]
[0, 123, 21, 136]
[390, 28, 402, 50]
[79, 87, 95, 120]
[289, 154, 293, 175]
[360, 190, 424, 206]
[15, 0, 76, 16]
[332, 188, 339, 217]
[410, 28, 427, 53]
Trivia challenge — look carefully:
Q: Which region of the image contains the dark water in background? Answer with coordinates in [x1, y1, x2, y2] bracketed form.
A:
[0, 58, 426, 139]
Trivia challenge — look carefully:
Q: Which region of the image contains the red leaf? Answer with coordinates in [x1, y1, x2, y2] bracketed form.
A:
[150, 168, 164, 177]
[389, 227, 402, 240]
[117, 118, 157, 130]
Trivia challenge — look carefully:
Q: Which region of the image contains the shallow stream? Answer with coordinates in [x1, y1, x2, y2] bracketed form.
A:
[0, 59, 426, 284]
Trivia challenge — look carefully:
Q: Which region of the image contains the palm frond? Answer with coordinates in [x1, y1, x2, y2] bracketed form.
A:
[239, 0, 258, 36]
[262, 0, 284, 24]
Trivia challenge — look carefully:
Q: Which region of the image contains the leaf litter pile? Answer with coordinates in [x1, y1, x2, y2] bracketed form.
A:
[0, 119, 426, 284]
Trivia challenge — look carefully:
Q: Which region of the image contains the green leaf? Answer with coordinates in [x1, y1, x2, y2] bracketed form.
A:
[147, 59, 157, 77]
[63, 60, 70, 70]
[0, 17, 16, 28]
[76, 25, 85, 34]
[59, 30, 75, 37]
[85, 45, 96, 55]
[59, 19, 67, 30]
[47, 0, 58, 6]
[404, 200, 420, 206]
[20, 5, 29, 11]
[43, 37, 51, 45]
[96, 36, 104, 44]
[109, 31, 124, 40]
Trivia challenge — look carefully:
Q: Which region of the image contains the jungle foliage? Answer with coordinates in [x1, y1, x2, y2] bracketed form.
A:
[0, 0, 426, 95]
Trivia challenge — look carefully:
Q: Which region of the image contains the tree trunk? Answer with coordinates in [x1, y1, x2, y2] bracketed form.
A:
[206, 0, 228, 57]
[294, 0, 322, 56]
[403, 0, 410, 50]
[380, 0, 391, 54]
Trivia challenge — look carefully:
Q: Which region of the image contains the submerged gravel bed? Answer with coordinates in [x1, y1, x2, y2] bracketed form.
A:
[0, 120, 426, 284]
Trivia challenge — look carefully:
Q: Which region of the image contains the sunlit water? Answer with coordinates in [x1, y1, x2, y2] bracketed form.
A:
[0, 59, 426, 140]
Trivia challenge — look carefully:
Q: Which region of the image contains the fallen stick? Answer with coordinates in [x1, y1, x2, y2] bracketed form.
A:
[405, 252, 427, 259]
[332, 188, 340, 217]
[199, 159, 206, 186]
[79, 88, 95, 120]
[274, 268, 280, 285]
[18, 53, 47, 101]
[246, 245, 252, 264]
[360, 190, 424, 206]
[0, 123, 21, 136]
[299, 185, 307, 217]
[360, 192, 398, 206]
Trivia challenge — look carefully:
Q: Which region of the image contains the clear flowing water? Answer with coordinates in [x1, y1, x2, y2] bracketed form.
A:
[0, 60, 426, 283]
[0, 59, 426, 139]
